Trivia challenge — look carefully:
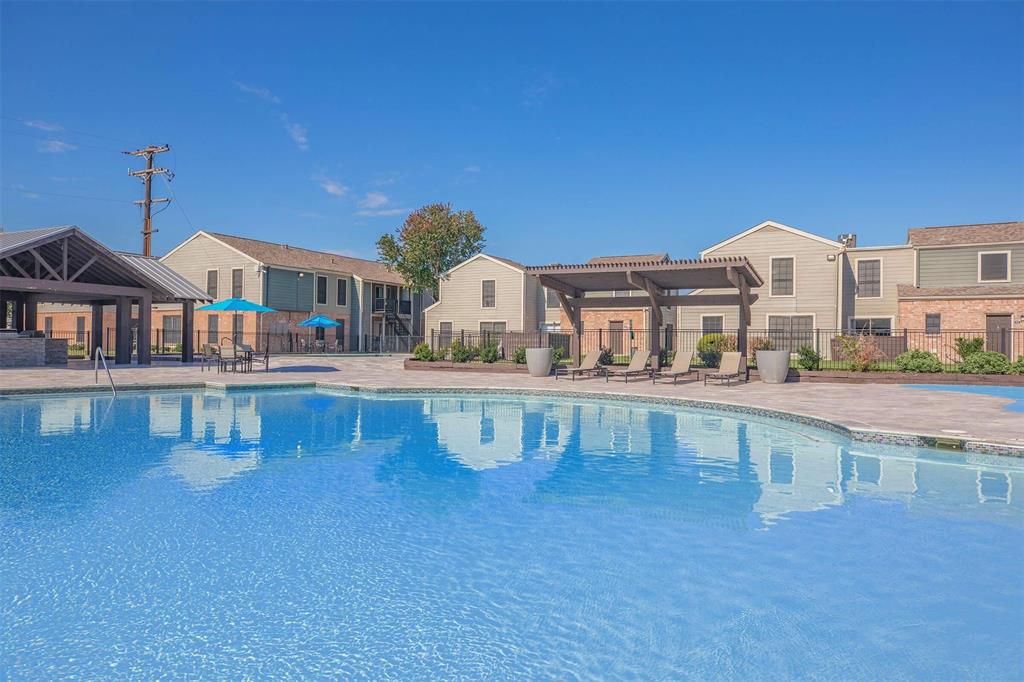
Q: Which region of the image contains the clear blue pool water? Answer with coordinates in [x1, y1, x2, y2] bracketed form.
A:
[2, 389, 1022, 679]
[904, 383, 1024, 412]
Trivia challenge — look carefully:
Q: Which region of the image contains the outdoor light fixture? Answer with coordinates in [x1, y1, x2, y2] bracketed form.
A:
[826, 254, 837, 262]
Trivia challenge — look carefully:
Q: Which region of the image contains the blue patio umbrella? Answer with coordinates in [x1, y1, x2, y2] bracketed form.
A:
[297, 315, 341, 351]
[196, 299, 276, 344]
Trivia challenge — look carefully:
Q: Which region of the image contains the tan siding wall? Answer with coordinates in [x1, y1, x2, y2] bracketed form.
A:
[844, 247, 914, 326]
[523, 273, 541, 331]
[425, 257, 524, 332]
[918, 243, 1024, 287]
[541, 285, 563, 326]
[161, 234, 263, 305]
[680, 226, 843, 330]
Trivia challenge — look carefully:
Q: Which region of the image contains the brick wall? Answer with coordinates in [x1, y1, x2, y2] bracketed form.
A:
[899, 297, 1024, 361]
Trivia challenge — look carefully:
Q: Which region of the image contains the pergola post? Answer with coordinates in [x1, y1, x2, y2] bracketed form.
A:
[627, 270, 663, 370]
[12, 299, 24, 331]
[0, 293, 8, 328]
[115, 296, 132, 364]
[181, 300, 194, 363]
[90, 304, 104, 357]
[24, 300, 37, 332]
[137, 293, 152, 365]
[726, 267, 751, 361]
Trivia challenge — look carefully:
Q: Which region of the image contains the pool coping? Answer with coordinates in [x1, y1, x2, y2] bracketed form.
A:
[2, 378, 1021, 458]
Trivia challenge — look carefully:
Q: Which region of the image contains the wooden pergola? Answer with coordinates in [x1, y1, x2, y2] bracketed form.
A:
[526, 256, 763, 369]
[0, 225, 210, 364]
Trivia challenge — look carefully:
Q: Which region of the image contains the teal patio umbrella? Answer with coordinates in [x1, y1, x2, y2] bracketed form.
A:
[297, 314, 341, 351]
[196, 298, 276, 344]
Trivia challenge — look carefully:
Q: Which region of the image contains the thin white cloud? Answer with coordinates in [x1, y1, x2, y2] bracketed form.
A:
[357, 191, 389, 209]
[25, 119, 63, 132]
[312, 170, 348, 197]
[38, 139, 77, 154]
[355, 207, 409, 217]
[521, 71, 559, 108]
[278, 114, 309, 151]
[464, 164, 481, 173]
[233, 81, 281, 104]
[10, 184, 40, 199]
[374, 176, 396, 186]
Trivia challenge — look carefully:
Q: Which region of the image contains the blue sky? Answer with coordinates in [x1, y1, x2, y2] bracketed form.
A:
[2, 2, 1022, 263]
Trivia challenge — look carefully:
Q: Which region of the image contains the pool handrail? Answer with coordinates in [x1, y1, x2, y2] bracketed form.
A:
[93, 346, 116, 397]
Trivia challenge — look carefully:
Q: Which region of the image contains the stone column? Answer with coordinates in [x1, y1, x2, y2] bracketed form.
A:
[24, 300, 38, 332]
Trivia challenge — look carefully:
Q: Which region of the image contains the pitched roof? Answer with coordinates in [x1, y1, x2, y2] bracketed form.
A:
[906, 221, 1024, 247]
[897, 283, 1024, 299]
[587, 253, 668, 265]
[117, 252, 211, 301]
[0, 225, 74, 257]
[483, 254, 525, 270]
[700, 220, 843, 257]
[204, 232, 404, 285]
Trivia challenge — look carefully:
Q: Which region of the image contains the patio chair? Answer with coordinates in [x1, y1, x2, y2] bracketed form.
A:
[606, 349, 652, 383]
[199, 344, 220, 373]
[218, 339, 243, 373]
[561, 350, 606, 381]
[652, 350, 696, 384]
[239, 343, 270, 372]
[704, 352, 746, 387]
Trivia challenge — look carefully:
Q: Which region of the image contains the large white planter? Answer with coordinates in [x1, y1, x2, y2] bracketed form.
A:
[757, 350, 791, 384]
[525, 347, 554, 377]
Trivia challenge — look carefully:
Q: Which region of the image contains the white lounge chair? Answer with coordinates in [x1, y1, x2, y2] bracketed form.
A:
[562, 350, 606, 381]
[653, 350, 696, 384]
[704, 352, 746, 386]
[606, 350, 651, 383]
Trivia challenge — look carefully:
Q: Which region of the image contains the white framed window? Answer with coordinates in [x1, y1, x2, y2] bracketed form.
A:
[848, 317, 893, 336]
[541, 322, 561, 333]
[978, 251, 1010, 283]
[438, 321, 453, 345]
[855, 258, 882, 298]
[769, 256, 795, 297]
[701, 315, 724, 335]
[231, 268, 244, 299]
[766, 314, 814, 352]
[337, 278, 347, 306]
[481, 280, 496, 308]
[206, 270, 218, 299]
[316, 275, 328, 305]
[479, 321, 507, 334]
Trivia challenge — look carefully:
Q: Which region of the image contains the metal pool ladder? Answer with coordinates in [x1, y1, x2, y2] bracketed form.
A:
[94, 347, 117, 397]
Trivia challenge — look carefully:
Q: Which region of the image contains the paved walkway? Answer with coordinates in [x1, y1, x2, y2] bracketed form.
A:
[1, 356, 1021, 450]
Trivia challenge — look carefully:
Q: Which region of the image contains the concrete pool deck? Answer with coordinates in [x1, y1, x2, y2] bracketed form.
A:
[1, 355, 1021, 455]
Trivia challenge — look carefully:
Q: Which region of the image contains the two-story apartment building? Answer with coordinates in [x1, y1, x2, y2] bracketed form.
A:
[159, 231, 429, 350]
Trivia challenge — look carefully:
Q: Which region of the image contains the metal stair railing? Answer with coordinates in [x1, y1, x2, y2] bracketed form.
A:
[94, 347, 116, 397]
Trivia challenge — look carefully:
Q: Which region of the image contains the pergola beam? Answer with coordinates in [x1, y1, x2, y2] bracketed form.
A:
[568, 293, 759, 308]
[68, 255, 98, 282]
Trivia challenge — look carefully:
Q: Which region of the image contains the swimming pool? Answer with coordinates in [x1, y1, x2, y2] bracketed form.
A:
[2, 389, 1022, 679]
[904, 383, 1024, 412]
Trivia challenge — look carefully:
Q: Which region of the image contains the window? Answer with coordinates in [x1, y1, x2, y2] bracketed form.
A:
[856, 259, 881, 298]
[767, 315, 814, 352]
[770, 257, 794, 296]
[373, 285, 385, 311]
[849, 318, 892, 336]
[206, 270, 218, 299]
[613, 290, 631, 297]
[925, 313, 941, 335]
[545, 288, 560, 308]
[315, 275, 328, 305]
[337, 278, 347, 306]
[541, 322, 561, 333]
[75, 316, 85, 344]
[207, 314, 219, 344]
[701, 315, 724, 335]
[979, 251, 1010, 282]
[438, 321, 453, 348]
[163, 315, 182, 345]
[231, 268, 243, 299]
[481, 280, 496, 307]
[664, 323, 674, 350]
[480, 321, 507, 334]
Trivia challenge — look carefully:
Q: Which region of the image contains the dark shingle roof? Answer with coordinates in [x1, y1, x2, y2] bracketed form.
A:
[906, 221, 1024, 247]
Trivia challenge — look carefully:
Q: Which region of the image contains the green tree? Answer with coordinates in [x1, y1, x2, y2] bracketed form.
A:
[376, 203, 486, 298]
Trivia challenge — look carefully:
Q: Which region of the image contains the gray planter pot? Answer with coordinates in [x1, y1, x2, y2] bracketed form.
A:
[525, 347, 554, 377]
[757, 350, 791, 384]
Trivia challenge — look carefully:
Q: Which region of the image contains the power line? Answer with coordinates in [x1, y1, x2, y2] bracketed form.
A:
[0, 184, 136, 204]
[1, 127, 124, 153]
[162, 172, 197, 231]
[0, 115, 133, 145]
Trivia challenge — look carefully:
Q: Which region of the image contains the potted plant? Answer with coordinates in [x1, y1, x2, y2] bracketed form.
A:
[525, 346, 554, 377]
[756, 340, 791, 384]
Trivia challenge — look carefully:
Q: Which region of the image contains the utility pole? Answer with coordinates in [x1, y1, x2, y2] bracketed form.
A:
[124, 145, 171, 256]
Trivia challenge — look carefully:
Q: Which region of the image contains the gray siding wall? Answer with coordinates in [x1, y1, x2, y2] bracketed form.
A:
[918, 243, 1023, 287]
[523, 273, 542, 331]
[841, 246, 914, 327]
[680, 226, 843, 330]
[160, 234, 262, 304]
[265, 267, 315, 312]
[425, 257, 525, 332]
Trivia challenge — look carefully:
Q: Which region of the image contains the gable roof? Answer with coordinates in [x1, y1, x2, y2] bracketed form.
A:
[445, 252, 525, 276]
[587, 253, 668, 265]
[700, 220, 843, 257]
[906, 221, 1024, 247]
[200, 231, 405, 285]
[117, 252, 211, 301]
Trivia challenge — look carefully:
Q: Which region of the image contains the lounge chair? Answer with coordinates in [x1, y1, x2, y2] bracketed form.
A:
[561, 350, 606, 381]
[652, 350, 696, 384]
[606, 350, 651, 383]
[704, 352, 746, 386]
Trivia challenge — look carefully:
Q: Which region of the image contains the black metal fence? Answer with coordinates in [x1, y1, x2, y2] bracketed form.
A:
[425, 327, 1023, 371]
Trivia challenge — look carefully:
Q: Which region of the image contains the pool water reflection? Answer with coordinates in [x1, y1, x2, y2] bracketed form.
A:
[1, 389, 1022, 679]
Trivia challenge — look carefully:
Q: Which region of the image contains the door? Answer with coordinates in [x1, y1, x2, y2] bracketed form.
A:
[986, 315, 1012, 357]
[608, 321, 624, 356]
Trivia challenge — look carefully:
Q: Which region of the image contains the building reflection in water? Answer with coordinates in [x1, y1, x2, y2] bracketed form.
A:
[1, 391, 1020, 527]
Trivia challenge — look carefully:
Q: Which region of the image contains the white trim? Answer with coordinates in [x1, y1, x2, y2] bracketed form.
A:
[846, 315, 895, 334]
[978, 250, 1011, 283]
[845, 244, 913, 252]
[854, 257, 883, 299]
[445, 253, 524, 277]
[699, 220, 843, 258]
[768, 255, 796, 298]
[230, 267, 244, 300]
[481, 278, 496, 308]
[315, 274, 329, 306]
[478, 320, 509, 331]
[765, 312, 817, 329]
[161, 231, 263, 266]
[699, 313, 725, 334]
[423, 298, 442, 313]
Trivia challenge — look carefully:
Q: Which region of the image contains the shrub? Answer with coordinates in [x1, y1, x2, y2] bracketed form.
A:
[1010, 356, 1024, 375]
[959, 351, 1011, 375]
[659, 348, 676, 367]
[449, 339, 476, 363]
[512, 346, 527, 365]
[552, 346, 566, 365]
[597, 346, 615, 365]
[412, 342, 434, 361]
[837, 334, 884, 372]
[751, 336, 775, 352]
[954, 336, 985, 362]
[795, 345, 821, 371]
[697, 333, 737, 367]
[894, 349, 943, 373]
[479, 343, 500, 364]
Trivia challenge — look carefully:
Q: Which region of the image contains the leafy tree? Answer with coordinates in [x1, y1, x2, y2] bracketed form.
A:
[376, 203, 486, 298]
